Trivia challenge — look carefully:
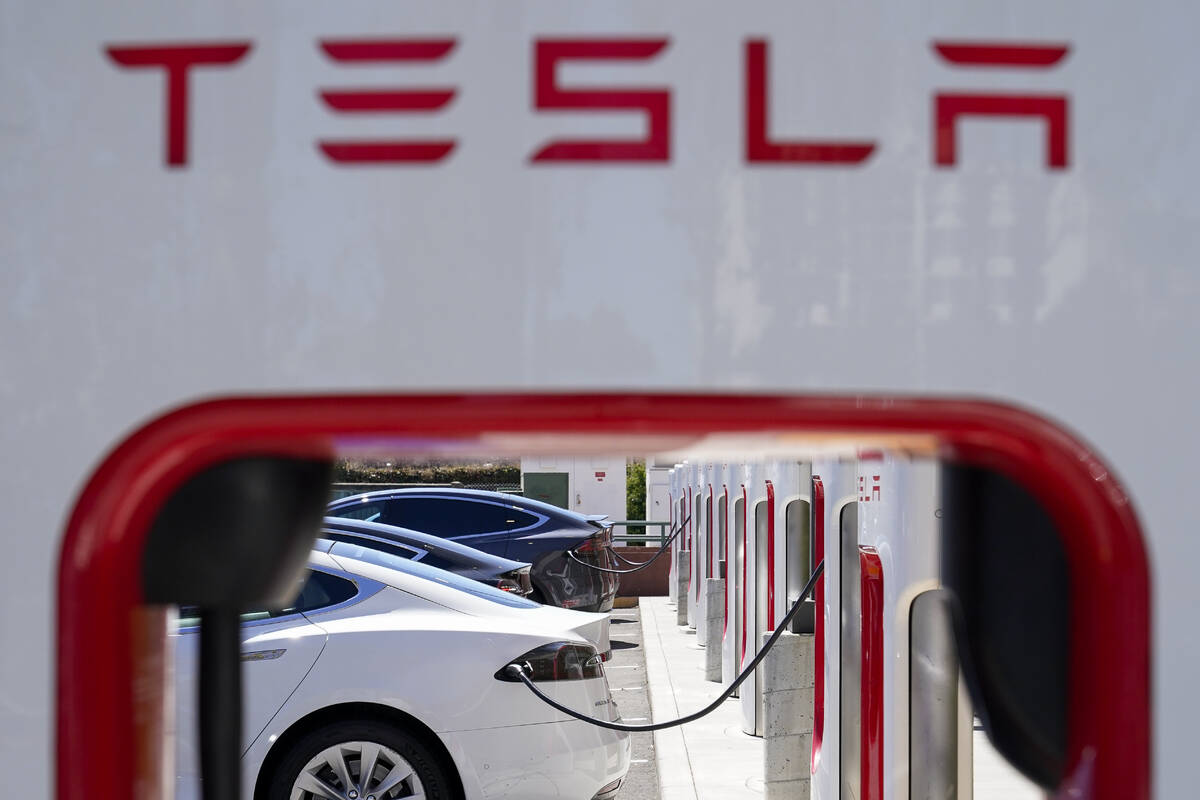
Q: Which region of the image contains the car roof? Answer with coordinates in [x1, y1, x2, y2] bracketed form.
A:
[328, 486, 601, 527]
[319, 516, 530, 572]
[312, 539, 540, 611]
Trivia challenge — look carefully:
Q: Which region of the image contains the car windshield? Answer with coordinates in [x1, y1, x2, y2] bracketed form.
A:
[328, 541, 538, 609]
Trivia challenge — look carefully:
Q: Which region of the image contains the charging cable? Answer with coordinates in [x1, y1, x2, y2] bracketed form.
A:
[567, 516, 691, 575]
[505, 560, 823, 732]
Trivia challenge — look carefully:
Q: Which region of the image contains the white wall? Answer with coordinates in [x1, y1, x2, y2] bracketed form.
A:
[519, 456, 628, 523]
[2, 2, 1197, 794]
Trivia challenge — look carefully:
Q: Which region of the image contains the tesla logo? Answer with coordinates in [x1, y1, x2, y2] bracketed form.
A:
[105, 43, 252, 167]
[531, 38, 671, 162]
[859, 475, 881, 503]
[104, 36, 1071, 169]
[317, 39, 458, 164]
[745, 39, 876, 164]
[933, 42, 1071, 169]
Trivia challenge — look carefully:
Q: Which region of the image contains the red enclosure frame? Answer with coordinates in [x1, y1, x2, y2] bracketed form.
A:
[56, 393, 1150, 800]
[811, 475, 826, 774]
[859, 547, 885, 800]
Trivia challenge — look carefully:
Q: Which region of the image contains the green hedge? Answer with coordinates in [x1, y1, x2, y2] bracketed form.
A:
[334, 460, 520, 486]
[626, 459, 646, 540]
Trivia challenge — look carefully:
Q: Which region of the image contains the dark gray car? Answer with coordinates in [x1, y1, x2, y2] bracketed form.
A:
[327, 488, 618, 612]
[319, 517, 533, 595]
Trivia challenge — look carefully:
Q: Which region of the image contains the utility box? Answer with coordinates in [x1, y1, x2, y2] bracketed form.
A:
[521, 455, 627, 523]
[522, 471, 570, 509]
[646, 459, 673, 529]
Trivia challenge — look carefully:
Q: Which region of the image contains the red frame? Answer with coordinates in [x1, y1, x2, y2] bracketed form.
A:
[765, 479, 776, 629]
[860, 546, 885, 800]
[811, 475, 826, 774]
[722, 484, 729, 637]
[691, 482, 700, 599]
[56, 392, 1150, 800]
[700, 489, 710, 582]
[740, 483, 749, 665]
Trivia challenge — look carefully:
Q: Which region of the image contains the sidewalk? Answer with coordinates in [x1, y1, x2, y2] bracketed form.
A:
[637, 598, 1041, 800]
[640, 596, 764, 800]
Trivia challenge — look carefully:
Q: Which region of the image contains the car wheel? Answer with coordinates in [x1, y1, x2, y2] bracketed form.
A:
[268, 720, 452, 800]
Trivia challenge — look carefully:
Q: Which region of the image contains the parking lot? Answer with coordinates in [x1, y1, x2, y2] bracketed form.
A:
[604, 605, 661, 800]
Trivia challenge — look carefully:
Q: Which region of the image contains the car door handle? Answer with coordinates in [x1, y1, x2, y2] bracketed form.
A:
[241, 648, 286, 662]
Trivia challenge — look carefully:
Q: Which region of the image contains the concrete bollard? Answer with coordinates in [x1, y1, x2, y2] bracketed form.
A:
[676, 550, 691, 626]
[705, 579, 724, 681]
[762, 631, 815, 800]
[667, 547, 678, 604]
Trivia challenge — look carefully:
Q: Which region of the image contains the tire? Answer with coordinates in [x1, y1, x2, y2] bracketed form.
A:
[267, 719, 453, 800]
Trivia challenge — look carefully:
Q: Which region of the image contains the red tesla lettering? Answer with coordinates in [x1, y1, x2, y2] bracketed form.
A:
[105, 42, 252, 168]
[530, 38, 671, 163]
[744, 39, 876, 165]
[317, 38, 457, 164]
[932, 41, 1071, 169]
[933, 42, 1069, 68]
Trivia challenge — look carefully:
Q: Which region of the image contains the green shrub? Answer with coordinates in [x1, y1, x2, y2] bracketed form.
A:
[626, 459, 646, 543]
[333, 459, 520, 487]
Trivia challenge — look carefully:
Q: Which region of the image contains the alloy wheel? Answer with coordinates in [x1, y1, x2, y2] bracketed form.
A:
[291, 740, 424, 800]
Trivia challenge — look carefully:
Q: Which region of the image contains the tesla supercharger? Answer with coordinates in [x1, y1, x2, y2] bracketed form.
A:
[723, 463, 749, 696]
[667, 469, 676, 603]
[740, 461, 769, 736]
[778, 461, 813, 633]
[689, 462, 703, 631]
[716, 466, 731, 677]
[667, 466, 679, 604]
[841, 454, 972, 800]
[696, 463, 716, 645]
[678, 470, 690, 613]
[810, 458, 858, 800]
[55, 394, 1151, 800]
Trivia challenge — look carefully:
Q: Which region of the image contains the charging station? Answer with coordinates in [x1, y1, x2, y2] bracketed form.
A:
[55, 393, 1150, 800]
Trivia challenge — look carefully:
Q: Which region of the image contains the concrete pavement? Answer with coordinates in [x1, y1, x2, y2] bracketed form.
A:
[637, 595, 1041, 800]
[640, 596, 763, 800]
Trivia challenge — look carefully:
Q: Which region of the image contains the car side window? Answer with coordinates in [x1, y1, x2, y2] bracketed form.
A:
[175, 569, 357, 629]
[377, 497, 536, 535]
[333, 501, 383, 522]
[281, 570, 358, 615]
[329, 542, 539, 609]
[325, 532, 422, 561]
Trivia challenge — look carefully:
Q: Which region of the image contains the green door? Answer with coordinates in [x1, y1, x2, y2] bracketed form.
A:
[524, 472, 569, 509]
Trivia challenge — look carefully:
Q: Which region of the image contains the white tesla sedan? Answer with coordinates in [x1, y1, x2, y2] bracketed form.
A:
[172, 539, 630, 800]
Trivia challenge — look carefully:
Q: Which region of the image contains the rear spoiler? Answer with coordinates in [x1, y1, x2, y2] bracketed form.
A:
[585, 514, 611, 528]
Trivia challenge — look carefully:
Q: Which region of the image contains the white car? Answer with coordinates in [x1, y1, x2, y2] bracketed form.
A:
[172, 539, 631, 800]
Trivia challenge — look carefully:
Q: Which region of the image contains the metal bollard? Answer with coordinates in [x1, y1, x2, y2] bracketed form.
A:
[705, 579, 724, 681]
[676, 549, 691, 626]
[762, 631, 815, 800]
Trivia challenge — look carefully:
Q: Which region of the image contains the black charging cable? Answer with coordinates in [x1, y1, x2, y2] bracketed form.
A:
[606, 518, 689, 566]
[506, 559, 824, 732]
[567, 516, 690, 575]
[199, 607, 243, 800]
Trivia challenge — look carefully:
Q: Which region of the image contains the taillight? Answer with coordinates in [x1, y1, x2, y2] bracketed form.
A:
[492, 576, 524, 593]
[491, 566, 533, 594]
[494, 641, 604, 682]
[574, 531, 604, 554]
